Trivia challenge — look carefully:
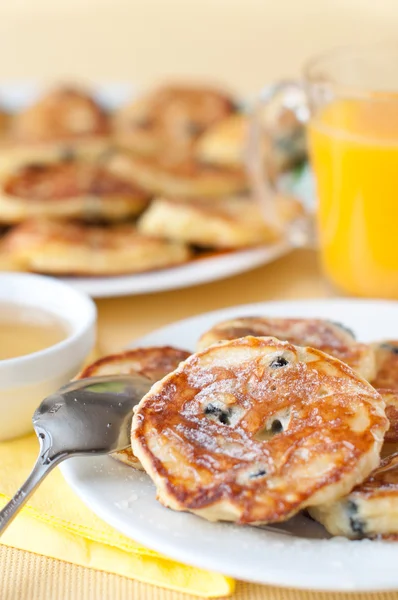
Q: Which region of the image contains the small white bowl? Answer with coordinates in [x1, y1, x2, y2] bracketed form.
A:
[0, 273, 97, 441]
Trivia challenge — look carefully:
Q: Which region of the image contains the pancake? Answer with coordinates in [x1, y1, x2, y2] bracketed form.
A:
[380, 390, 398, 444]
[77, 346, 191, 469]
[372, 341, 398, 390]
[0, 157, 149, 224]
[9, 86, 110, 143]
[107, 150, 246, 198]
[0, 219, 191, 276]
[370, 341, 398, 455]
[113, 84, 236, 157]
[0, 138, 111, 178]
[138, 195, 303, 248]
[0, 110, 10, 138]
[0, 87, 111, 174]
[377, 390, 398, 458]
[131, 336, 387, 524]
[197, 317, 376, 380]
[195, 113, 247, 168]
[309, 453, 398, 538]
[196, 111, 306, 172]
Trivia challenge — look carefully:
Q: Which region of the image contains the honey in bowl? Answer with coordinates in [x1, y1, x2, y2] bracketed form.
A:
[0, 302, 69, 360]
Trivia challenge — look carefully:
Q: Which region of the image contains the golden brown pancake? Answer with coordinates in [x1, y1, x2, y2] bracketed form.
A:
[107, 150, 246, 198]
[372, 341, 398, 389]
[0, 157, 149, 224]
[78, 346, 191, 468]
[113, 84, 236, 157]
[378, 390, 398, 458]
[0, 87, 111, 175]
[197, 317, 376, 380]
[132, 336, 387, 524]
[195, 113, 247, 168]
[138, 195, 303, 248]
[0, 110, 10, 138]
[9, 86, 110, 143]
[310, 453, 398, 538]
[370, 342, 398, 456]
[0, 219, 191, 276]
[80, 347, 191, 380]
[196, 111, 306, 172]
[380, 390, 398, 444]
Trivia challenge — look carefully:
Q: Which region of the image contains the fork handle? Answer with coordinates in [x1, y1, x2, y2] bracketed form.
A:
[0, 452, 64, 536]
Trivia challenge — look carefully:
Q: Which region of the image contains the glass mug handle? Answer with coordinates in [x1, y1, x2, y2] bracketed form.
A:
[245, 80, 313, 248]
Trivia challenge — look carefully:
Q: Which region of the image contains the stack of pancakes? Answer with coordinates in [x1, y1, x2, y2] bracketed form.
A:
[0, 84, 306, 276]
[78, 317, 398, 539]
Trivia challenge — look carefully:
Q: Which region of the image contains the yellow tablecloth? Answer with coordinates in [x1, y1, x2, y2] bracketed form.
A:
[2, 248, 398, 600]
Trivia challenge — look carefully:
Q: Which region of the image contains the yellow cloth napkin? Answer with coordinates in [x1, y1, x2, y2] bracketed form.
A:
[0, 434, 234, 598]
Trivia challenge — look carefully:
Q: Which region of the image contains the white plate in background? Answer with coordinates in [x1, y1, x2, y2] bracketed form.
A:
[61, 299, 398, 592]
[61, 241, 291, 298]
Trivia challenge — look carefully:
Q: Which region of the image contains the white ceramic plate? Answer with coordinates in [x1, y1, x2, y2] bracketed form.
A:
[0, 82, 314, 298]
[61, 299, 398, 591]
[62, 243, 291, 298]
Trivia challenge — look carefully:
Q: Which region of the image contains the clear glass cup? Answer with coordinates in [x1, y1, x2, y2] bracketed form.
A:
[248, 44, 398, 299]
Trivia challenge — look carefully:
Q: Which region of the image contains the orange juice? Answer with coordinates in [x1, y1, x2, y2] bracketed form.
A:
[309, 97, 398, 297]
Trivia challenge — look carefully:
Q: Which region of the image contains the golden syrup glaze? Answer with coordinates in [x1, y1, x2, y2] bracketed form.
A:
[197, 317, 375, 380]
[0, 302, 68, 360]
[132, 336, 387, 524]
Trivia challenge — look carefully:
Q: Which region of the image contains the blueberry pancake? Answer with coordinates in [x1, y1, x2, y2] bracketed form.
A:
[380, 390, 398, 444]
[0, 110, 10, 139]
[0, 219, 191, 276]
[132, 336, 387, 524]
[372, 341, 398, 390]
[107, 150, 246, 198]
[0, 158, 149, 224]
[78, 346, 190, 469]
[113, 84, 236, 157]
[10, 86, 110, 143]
[377, 390, 398, 458]
[370, 341, 398, 454]
[197, 317, 376, 380]
[138, 195, 303, 249]
[196, 111, 306, 173]
[0, 87, 111, 174]
[309, 453, 398, 538]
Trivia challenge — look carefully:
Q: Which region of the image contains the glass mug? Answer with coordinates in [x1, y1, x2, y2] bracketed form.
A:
[248, 45, 398, 299]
